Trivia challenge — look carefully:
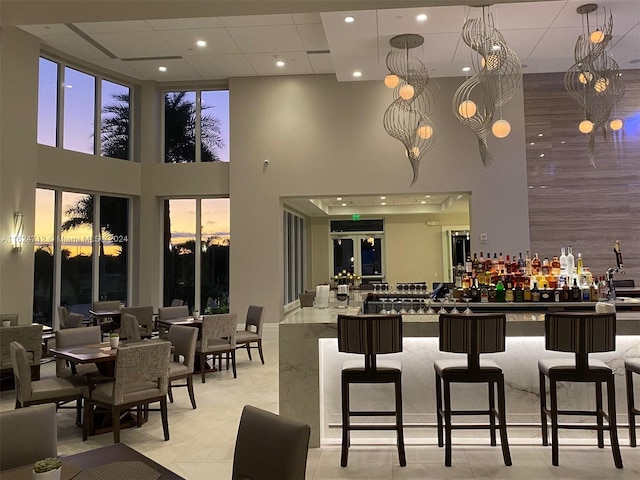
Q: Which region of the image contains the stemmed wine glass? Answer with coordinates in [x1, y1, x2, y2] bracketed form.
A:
[389, 299, 397, 315]
[437, 297, 447, 314]
[417, 299, 425, 314]
[379, 298, 388, 315]
[399, 299, 408, 314]
[450, 297, 459, 314]
[426, 298, 436, 315]
[408, 298, 416, 314]
[463, 297, 472, 315]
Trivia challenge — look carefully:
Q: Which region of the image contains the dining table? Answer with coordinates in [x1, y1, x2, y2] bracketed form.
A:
[88, 309, 122, 334]
[0, 443, 184, 479]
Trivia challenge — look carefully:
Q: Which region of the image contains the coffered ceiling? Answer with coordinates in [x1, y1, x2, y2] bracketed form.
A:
[14, 0, 640, 83]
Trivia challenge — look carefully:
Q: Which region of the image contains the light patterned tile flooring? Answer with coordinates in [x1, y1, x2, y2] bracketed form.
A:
[1, 326, 638, 479]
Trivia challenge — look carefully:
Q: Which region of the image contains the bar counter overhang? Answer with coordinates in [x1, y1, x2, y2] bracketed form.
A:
[279, 306, 640, 447]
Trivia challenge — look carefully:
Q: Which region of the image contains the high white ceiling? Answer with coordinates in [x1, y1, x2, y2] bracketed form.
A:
[18, 0, 640, 83]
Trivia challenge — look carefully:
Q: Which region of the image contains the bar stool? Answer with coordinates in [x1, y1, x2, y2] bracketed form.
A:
[539, 312, 623, 468]
[434, 313, 511, 467]
[337, 314, 405, 468]
[625, 358, 640, 447]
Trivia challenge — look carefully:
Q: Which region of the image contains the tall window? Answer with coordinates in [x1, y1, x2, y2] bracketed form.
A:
[33, 188, 55, 327]
[163, 198, 229, 312]
[37, 57, 131, 160]
[99, 196, 129, 301]
[164, 90, 229, 163]
[283, 211, 305, 305]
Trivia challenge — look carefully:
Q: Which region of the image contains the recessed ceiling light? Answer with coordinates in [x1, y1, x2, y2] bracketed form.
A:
[540, 185, 547, 189]
[381, 202, 386, 206]
[344, 16, 355, 23]
[560, 141, 566, 144]
[492, 44, 501, 51]
[421, 200, 427, 204]
[196, 40, 207, 48]
[462, 66, 471, 72]
[352, 71, 362, 78]
[342, 203, 347, 207]
[336, 197, 342, 201]
[380, 196, 386, 200]
[528, 186, 534, 189]
[538, 133, 544, 137]
[158, 66, 167, 72]
[65, 84, 73, 88]
[530, 142, 535, 145]
[425, 195, 430, 198]
[416, 14, 427, 21]
[540, 153, 545, 157]
[276, 60, 285, 67]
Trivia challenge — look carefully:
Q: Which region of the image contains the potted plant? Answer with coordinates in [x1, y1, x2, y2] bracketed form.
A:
[109, 332, 120, 349]
[33, 457, 62, 480]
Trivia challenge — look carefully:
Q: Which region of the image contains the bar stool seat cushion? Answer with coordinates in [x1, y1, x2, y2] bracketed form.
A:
[625, 358, 640, 374]
[538, 357, 611, 375]
[342, 359, 402, 373]
[434, 358, 502, 375]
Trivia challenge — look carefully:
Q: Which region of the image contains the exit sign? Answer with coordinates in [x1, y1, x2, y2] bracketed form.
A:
[352, 214, 361, 221]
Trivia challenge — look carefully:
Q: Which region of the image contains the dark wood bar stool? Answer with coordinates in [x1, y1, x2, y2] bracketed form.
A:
[625, 358, 640, 447]
[539, 312, 623, 468]
[337, 314, 406, 468]
[434, 313, 511, 467]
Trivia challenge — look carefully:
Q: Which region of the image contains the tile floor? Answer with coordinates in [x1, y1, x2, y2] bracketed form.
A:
[1, 325, 638, 479]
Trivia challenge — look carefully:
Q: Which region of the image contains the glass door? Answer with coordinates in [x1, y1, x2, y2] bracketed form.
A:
[331, 235, 384, 281]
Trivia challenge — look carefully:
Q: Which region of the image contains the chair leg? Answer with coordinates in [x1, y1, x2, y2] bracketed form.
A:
[246, 342, 252, 361]
[257, 339, 265, 364]
[168, 381, 174, 403]
[160, 396, 170, 441]
[596, 380, 604, 448]
[201, 353, 206, 383]
[112, 406, 121, 443]
[395, 376, 406, 467]
[435, 370, 443, 448]
[340, 374, 350, 467]
[627, 368, 637, 447]
[497, 375, 512, 466]
[76, 398, 82, 424]
[226, 351, 230, 370]
[488, 380, 496, 446]
[82, 402, 91, 441]
[550, 378, 559, 466]
[539, 370, 548, 446]
[187, 374, 197, 409]
[606, 376, 623, 468]
[231, 350, 237, 378]
[443, 377, 453, 467]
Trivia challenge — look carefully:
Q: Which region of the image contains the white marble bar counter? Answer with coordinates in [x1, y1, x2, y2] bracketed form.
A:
[279, 307, 640, 447]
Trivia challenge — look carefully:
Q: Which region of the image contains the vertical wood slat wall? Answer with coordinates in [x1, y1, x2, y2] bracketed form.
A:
[524, 70, 640, 285]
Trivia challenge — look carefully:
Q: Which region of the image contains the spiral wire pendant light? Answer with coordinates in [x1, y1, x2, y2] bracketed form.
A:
[383, 34, 439, 186]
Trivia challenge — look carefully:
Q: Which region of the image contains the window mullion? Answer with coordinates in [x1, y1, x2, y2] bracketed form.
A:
[195, 199, 202, 311]
[195, 91, 201, 162]
[52, 190, 63, 330]
[94, 77, 101, 156]
[57, 64, 65, 148]
[93, 195, 100, 301]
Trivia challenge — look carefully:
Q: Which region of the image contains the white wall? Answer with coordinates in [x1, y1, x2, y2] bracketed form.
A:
[230, 74, 530, 321]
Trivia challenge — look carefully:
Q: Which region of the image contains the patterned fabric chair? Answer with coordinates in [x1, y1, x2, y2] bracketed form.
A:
[236, 305, 265, 364]
[57, 306, 84, 329]
[157, 306, 189, 339]
[121, 306, 154, 338]
[0, 404, 57, 470]
[10, 341, 85, 422]
[435, 313, 511, 467]
[232, 405, 310, 480]
[338, 314, 405, 467]
[55, 326, 102, 378]
[539, 312, 622, 468]
[120, 313, 141, 342]
[82, 341, 171, 443]
[168, 325, 198, 409]
[196, 314, 237, 382]
[1, 324, 43, 382]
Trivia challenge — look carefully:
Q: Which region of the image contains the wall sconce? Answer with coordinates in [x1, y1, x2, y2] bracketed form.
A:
[11, 212, 24, 252]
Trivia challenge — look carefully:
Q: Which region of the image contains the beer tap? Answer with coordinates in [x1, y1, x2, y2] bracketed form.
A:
[605, 240, 625, 301]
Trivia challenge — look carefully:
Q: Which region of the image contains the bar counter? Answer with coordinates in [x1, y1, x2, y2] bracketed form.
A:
[279, 306, 640, 447]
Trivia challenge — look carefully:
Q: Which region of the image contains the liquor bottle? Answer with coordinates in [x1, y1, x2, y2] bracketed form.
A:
[511, 254, 519, 276]
[465, 254, 472, 275]
[505, 282, 514, 302]
[541, 257, 550, 276]
[514, 283, 524, 302]
[551, 256, 560, 276]
[505, 254, 511, 274]
[484, 254, 493, 274]
[470, 280, 479, 302]
[598, 275, 608, 301]
[495, 279, 506, 302]
[559, 247, 568, 276]
[571, 278, 581, 302]
[472, 253, 479, 275]
[590, 278, 598, 302]
[480, 284, 489, 303]
[582, 279, 591, 301]
[523, 284, 532, 301]
[554, 288, 560, 302]
[532, 253, 541, 276]
[577, 253, 583, 275]
[488, 285, 497, 302]
[614, 240, 623, 269]
[492, 253, 499, 274]
[531, 283, 541, 302]
[540, 287, 551, 302]
[561, 282, 571, 302]
[566, 246, 575, 278]
[525, 251, 532, 276]
[498, 252, 505, 275]
[478, 252, 485, 274]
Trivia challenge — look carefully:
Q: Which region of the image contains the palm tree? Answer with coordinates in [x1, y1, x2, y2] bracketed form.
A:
[101, 93, 129, 160]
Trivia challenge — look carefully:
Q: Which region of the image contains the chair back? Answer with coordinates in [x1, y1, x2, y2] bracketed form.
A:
[338, 314, 402, 373]
[92, 300, 122, 311]
[121, 306, 154, 337]
[120, 313, 141, 341]
[245, 305, 264, 336]
[55, 326, 102, 376]
[439, 313, 507, 373]
[9, 341, 33, 404]
[170, 298, 185, 306]
[0, 324, 42, 370]
[112, 341, 171, 405]
[0, 404, 57, 470]
[201, 314, 237, 349]
[158, 305, 189, 320]
[232, 405, 310, 480]
[0, 313, 19, 326]
[544, 312, 616, 375]
[168, 325, 198, 373]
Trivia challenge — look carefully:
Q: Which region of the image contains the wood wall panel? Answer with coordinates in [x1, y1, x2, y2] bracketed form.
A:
[524, 70, 640, 285]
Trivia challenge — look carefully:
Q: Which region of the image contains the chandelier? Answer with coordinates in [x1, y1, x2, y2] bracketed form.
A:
[383, 34, 438, 186]
[564, 3, 624, 167]
[452, 7, 522, 167]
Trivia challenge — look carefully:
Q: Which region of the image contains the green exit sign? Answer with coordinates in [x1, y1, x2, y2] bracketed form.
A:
[352, 214, 360, 221]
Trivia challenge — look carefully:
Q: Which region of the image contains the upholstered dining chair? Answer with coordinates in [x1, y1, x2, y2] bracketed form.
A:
[55, 325, 102, 378]
[120, 313, 141, 342]
[10, 341, 85, 423]
[57, 305, 84, 329]
[82, 340, 172, 443]
[92, 300, 122, 311]
[196, 313, 237, 382]
[167, 325, 198, 409]
[1, 324, 43, 382]
[170, 299, 185, 306]
[232, 405, 311, 480]
[0, 404, 57, 471]
[236, 305, 265, 364]
[157, 305, 189, 339]
[121, 306, 154, 338]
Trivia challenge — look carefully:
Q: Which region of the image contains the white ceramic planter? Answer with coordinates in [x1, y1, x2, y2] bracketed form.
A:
[32, 466, 61, 480]
[109, 336, 120, 348]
